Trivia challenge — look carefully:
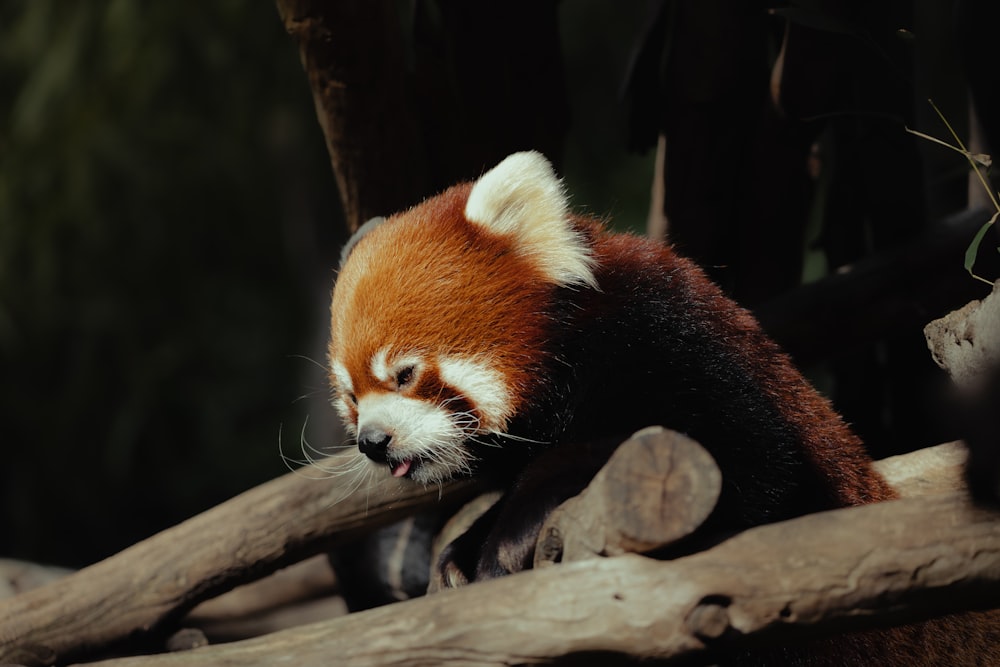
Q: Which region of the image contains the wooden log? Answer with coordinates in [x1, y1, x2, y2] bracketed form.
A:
[0, 452, 481, 667]
[924, 278, 1000, 391]
[924, 281, 1000, 504]
[67, 490, 1000, 667]
[534, 427, 721, 567]
[181, 554, 345, 642]
[530, 430, 966, 570]
[0, 553, 347, 649]
[875, 440, 968, 497]
[0, 560, 72, 600]
[184, 554, 337, 623]
[184, 596, 349, 645]
[1, 434, 982, 666]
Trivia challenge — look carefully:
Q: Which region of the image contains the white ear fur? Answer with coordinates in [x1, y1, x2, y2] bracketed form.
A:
[464, 152, 597, 288]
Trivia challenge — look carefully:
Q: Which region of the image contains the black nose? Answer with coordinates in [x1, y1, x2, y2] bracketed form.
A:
[357, 427, 392, 463]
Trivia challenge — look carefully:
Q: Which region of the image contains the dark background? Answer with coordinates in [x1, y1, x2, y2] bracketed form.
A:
[0, 1, 992, 568]
[0, 2, 655, 568]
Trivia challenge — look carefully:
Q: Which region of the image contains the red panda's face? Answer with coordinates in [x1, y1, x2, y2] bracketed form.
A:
[328, 152, 597, 485]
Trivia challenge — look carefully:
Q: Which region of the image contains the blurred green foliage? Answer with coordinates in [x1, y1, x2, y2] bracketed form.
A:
[0, 0, 342, 566]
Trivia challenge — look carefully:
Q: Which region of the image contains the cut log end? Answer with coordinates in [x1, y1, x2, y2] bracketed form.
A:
[534, 427, 722, 568]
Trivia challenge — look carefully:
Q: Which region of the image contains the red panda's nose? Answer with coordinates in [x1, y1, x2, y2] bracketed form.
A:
[357, 426, 392, 463]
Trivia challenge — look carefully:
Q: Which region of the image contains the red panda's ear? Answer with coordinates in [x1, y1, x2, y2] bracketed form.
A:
[465, 152, 597, 289]
[340, 216, 386, 269]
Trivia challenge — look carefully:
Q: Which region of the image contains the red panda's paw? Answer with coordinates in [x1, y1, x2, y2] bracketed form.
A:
[429, 534, 481, 593]
[429, 498, 525, 589]
[432, 526, 530, 588]
[427, 552, 469, 593]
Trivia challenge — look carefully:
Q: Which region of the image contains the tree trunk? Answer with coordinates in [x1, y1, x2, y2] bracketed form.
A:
[275, 0, 426, 232]
[274, 0, 570, 234]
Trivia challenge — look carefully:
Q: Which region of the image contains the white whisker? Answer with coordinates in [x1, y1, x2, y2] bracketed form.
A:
[494, 431, 549, 446]
[288, 353, 332, 374]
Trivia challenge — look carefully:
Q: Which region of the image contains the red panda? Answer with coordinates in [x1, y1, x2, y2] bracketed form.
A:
[327, 152, 997, 659]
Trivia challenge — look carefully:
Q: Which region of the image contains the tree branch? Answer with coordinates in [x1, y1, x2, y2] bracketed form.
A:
[0, 453, 481, 666]
[3, 437, 993, 666]
[69, 491, 1000, 667]
[534, 426, 722, 567]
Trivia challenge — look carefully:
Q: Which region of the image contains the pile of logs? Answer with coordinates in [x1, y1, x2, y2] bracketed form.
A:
[1, 428, 998, 666]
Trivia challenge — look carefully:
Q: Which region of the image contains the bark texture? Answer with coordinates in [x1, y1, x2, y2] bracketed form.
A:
[69, 491, 1000, 667]
[0, 453, 481, 666]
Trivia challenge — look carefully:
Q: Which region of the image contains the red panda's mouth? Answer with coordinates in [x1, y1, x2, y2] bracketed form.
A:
[390, 458, 414, 478]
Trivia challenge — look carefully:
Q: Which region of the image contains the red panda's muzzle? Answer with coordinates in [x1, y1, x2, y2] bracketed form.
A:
[349, 389, 479, 485]
[357, 425, 415, 478]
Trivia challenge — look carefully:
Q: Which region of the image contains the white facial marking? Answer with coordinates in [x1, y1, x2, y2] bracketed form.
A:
[329, 360, 356, 432]
[370, 347, 423, 389]
[437, 355, 512, 431]
[330, 359, 358, 436]
[371, 346, 391, 384]
[331, 360, 352, 392]
[335, 401, 356, 435]
[464, 151, 597, 289]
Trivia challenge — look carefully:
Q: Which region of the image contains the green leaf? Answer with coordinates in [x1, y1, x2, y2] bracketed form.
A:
[965, 211, 999, 285]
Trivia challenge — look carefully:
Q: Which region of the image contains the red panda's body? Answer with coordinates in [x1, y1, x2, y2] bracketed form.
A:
[328, 153, 997, 661]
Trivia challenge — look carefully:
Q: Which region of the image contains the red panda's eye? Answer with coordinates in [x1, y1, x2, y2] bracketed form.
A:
[396, 366, 415, 388]
[346, 392, 357, 405]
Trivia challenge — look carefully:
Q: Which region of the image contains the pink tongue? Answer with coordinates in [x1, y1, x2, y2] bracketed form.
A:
[391, 459, 412, 478]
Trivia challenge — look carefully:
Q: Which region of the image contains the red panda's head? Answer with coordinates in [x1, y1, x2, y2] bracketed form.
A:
[328, 152, 598, 484]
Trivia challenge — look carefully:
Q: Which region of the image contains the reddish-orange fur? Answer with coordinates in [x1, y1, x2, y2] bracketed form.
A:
[331, 183, 554, 419]
[589, 229, 897, 509]
[330, 153, 999, 663]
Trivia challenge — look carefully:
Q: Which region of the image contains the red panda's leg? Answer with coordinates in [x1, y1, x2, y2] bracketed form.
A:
[438, 435, 627, 583]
